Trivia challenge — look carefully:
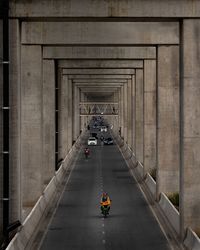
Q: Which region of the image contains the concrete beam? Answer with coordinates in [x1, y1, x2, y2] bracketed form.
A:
[10, 0, 200, 18]
[63, 68, 135, 75]
[73, 79, 128, 83]
[43, 46, 156, 59]
[80, 88, 119, 92]
[21, 21, 179, 45]
[58, 60, 143, 69]
[76, 84, 123, 88]
[68, 75, 132, 79]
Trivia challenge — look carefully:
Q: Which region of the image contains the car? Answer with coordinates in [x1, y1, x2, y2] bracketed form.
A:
[103, 137, 113, 145]
[100, 126, 107, 132]
[88, 137, 98, 146]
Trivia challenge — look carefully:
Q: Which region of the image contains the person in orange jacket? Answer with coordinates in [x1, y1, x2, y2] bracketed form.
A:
[100, 192, 111, 214]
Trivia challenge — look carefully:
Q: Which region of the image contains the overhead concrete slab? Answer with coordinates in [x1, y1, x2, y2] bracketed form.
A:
[10, 0, 200, 18]
[58, 60, 143, 69]
[63, 68, 135, 75]
[21, 22, 179, 45]
[43, 46, 156, 59]
[75, 83, 124, 87]
[68, 75, 132, 79]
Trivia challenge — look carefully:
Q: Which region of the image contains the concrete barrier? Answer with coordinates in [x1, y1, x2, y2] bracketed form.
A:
[184, 228, 200, 250]
[159, 193, 180, 235]
[145, 173, 156, 197]
[6, 134, 84, 250]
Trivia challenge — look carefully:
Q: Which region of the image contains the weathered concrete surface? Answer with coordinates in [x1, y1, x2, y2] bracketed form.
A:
[68, 75, 132, 79]
[43, 46, 156, 59]
[127, 79, 132, 147]
[181, 19, 200, 234]
[63, 68, 135, 75]
[9, 0, 200, 18]
[21, 22, 179, 45]
[59, 60, 143, 69]
[9, 19, 21, 222]
[21, 45, 43, 207]
[0, 19, 3, 233]
[67, 79, 73, 150]
[42, 60, 55, 185]
[72, 85, 80, 141]
[157, 46, 179, 196]
[58, 74, 70, 158]
[131, 75, 136, 152]
[123, 83, 128, 143]
[135, 69, 144, 164]
[75, 82, 123, 87]
[73, 79, 127, 83]
[144, 60, 156, 174]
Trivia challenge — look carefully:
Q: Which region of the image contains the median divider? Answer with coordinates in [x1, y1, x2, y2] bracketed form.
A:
[184, 228, 200, 250]
[6, 134, 84, 250]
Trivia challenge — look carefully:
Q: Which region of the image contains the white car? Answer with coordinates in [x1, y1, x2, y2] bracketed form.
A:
[100, 126, 107, 132]
[87, 137, 98, 146]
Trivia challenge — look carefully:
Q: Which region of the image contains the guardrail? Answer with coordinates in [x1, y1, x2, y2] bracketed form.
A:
[6, 133, 85, 250]
[112, 132, 200, 250]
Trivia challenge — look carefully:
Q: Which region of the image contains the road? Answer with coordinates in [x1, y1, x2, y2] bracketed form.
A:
[39, 132, 171, 250]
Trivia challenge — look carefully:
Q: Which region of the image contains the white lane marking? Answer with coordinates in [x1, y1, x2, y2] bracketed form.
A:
[102, 223, 104, 227]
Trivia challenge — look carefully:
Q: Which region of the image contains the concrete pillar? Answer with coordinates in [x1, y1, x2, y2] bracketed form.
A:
[119, 87, 124, 138]
[180, 19, 200, 234]
[9, 19, 21, 221]
[157, 46, 179, 196]
[131, 75, 136, 153]
[80, 92, 85, 131]
[73, 85, 79, 142]
[135, 69, 144, 164]
[144, 60, 157, 174]
[0, 19, 3, 230]
[42, 60, 55, 185]
[127, 79, 132, 147]
[123, 83, 128, 143]
[21, 45, 43, 208]
[67, 79, 73, 149]
[58, 74, 69, 159]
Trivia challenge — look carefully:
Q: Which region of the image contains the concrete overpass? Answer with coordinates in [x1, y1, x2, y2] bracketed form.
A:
[1, 0, 200, 249]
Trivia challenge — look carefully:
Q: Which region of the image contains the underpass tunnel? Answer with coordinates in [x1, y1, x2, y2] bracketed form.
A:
[1, 1, 200, 248]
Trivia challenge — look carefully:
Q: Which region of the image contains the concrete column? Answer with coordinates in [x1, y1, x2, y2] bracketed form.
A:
[135, 69, 144, 164]
[0, 19, 3, 230]
[21, 45, 43, 208]
[72, 85, 79, 142]
[9, 19, 21, 221]
[144, 60, 157, 174]
[42, 60, 55, 185]
[67, 79, 73, 149]
[157, 46, 179, 196]
[131, 75, 136, 153]
[180, 19, 200, 234]
[123, 83, 128, 143]
[127, 79, 132, 147]
[58, 74, 69, 159]
[119, 87, 124, 138]
[80, 92, 85, 131]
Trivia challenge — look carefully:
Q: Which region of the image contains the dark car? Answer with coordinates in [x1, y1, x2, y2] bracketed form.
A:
[103, 137, 113, 145]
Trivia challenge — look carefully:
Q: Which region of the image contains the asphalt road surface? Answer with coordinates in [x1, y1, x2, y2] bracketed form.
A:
[39, 133, 171, 250]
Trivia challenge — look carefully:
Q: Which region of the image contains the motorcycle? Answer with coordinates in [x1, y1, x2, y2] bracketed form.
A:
[84, 148, 90, 159]
[100, 200, 111, 218]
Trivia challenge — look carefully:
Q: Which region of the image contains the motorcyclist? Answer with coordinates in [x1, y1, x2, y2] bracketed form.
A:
[84, 147, 90, 158]
[100, 192, 111, 214]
